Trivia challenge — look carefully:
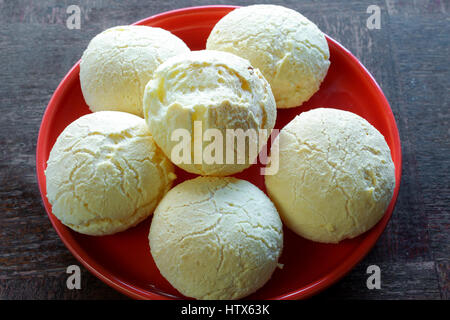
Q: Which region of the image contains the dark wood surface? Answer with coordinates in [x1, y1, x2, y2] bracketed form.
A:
[0, 0, 448, 300]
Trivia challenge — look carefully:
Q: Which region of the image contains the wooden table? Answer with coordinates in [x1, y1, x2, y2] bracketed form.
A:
[0, 0, 448, 299]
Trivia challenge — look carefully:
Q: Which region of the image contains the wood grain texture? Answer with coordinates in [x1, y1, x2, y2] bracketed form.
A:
[0, 0, 448, 300]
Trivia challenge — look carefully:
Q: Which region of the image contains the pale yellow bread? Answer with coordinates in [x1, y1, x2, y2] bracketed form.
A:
[80, 25, 189, 117]
[45, 111, 176, 235]
[143, 50, 276, 176]
[207, 5, 330, 108]
[265, 108, 395, 243]
[149, 176, 283, 300]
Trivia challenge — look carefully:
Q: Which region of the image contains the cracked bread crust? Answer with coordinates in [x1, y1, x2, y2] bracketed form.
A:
[80, 25, 189, 117]
[143, 50, 277, 176]
[265, 108, 395, 243]
[149, 176, 283, 300]
[45, 111, 176, 236]
[206, 4, 330, 109]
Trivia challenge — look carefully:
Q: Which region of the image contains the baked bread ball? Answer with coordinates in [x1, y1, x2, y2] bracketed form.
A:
[143, 50, 276, 176]
[80, 25, 189, 117]
[45, 111, 176, 235]
[149, 177, 283, 300]
[265, 108, 395, 243]
[207, 5, 330, 108]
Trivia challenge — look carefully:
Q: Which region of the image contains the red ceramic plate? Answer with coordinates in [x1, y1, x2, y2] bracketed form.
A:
[36, 5, 402, 300]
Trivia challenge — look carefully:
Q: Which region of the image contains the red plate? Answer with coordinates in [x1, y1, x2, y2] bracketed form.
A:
[36, 5, 402, 299]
